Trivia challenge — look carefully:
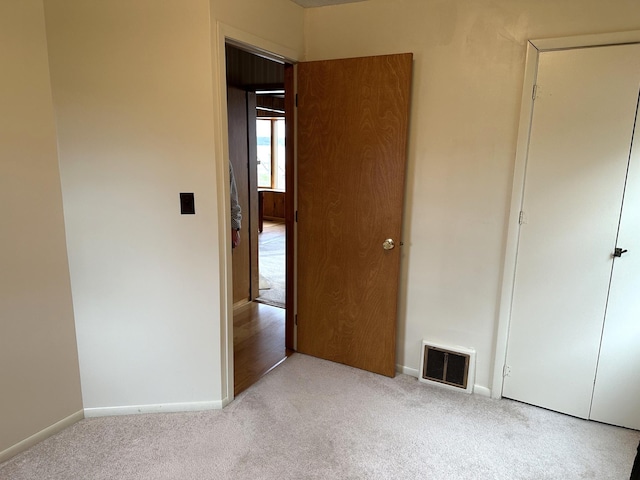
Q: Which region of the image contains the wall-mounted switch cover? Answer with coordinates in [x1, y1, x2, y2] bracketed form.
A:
[180, 193, 195, 214]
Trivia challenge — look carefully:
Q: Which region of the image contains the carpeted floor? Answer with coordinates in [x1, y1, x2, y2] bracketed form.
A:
[1, 354, 638, 479]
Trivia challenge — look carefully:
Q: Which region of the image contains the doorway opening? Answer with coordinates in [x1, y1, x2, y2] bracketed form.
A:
[225, 42, 294, 395]
[256, 108, 286, 308]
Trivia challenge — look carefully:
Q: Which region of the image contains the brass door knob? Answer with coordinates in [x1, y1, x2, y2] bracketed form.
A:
[383, 239, 395, 251]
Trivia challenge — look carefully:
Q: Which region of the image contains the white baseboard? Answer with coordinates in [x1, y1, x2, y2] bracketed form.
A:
[396, 363, 492, 397]
[397, 364, 420, 378]
[473, 385, 492, 397]
[0, 409, 84, 464]
[83, 400, 223, 418]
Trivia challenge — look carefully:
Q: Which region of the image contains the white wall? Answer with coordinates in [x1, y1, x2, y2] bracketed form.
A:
[303, 0, 640, 391]
[212, 0, 305, 54]
[0, 0, 82, 454]
[43, 0, 304, 412]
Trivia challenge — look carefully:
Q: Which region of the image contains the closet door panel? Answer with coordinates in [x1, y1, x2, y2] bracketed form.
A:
[590, 95, 640, 430]
[503, 44, 640, 418]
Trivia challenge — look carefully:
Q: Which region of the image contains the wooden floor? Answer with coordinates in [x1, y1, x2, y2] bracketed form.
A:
[233, 301, 288, 396]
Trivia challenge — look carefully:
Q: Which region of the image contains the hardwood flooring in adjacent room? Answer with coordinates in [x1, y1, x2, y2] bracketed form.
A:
[233, 301, 288, 396]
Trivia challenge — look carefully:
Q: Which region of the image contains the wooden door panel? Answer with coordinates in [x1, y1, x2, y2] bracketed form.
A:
[297, 54, 412, 377]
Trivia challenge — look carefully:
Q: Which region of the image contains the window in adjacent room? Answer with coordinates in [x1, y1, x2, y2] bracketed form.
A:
[257, 117, 285, 190]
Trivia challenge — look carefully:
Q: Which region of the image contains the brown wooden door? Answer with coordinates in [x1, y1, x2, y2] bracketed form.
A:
[296, 53, 413, 377]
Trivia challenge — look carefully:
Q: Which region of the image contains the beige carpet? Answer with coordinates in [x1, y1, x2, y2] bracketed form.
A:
[1, 354, 639, 479]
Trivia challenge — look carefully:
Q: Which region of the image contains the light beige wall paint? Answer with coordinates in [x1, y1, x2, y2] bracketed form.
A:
[304, 0, 640, 390]
[0, 0, 82, 452]
[44, 0, 223, 409]
[43, 0, 304, 410]
[212, 0, 305, 55]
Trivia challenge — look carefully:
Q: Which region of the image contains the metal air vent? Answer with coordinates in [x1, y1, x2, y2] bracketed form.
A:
[419, 341, 476, 394]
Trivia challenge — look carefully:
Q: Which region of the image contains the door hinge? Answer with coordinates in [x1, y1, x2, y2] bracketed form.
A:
[503, 364, 512, 377]
[518, 211, 526, 225]
[295, 93, 298, 107]
[532, 84, 538, 100]
[295, 314, 298, 326]
[295, 210, 298, 222]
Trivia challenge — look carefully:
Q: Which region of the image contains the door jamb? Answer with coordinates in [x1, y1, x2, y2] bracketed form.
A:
[492, 30, 640, 400]
[213, 21, 301, 406]
[284, 63, 296, 351]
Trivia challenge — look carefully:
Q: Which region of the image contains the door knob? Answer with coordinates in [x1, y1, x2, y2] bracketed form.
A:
[382, 239, 395, 251]
[613, 247, 628, 257]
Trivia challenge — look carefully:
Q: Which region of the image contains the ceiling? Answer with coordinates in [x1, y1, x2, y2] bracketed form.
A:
[289, 0, 367, 7]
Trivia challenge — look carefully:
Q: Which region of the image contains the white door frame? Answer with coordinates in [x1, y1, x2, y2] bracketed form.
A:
[491, 30, 640, 400]
[212, 22, 300, 406]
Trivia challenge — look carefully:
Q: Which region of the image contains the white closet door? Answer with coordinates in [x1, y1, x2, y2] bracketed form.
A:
[503, 44, 640, 418]
[590, 95, 640, 430]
